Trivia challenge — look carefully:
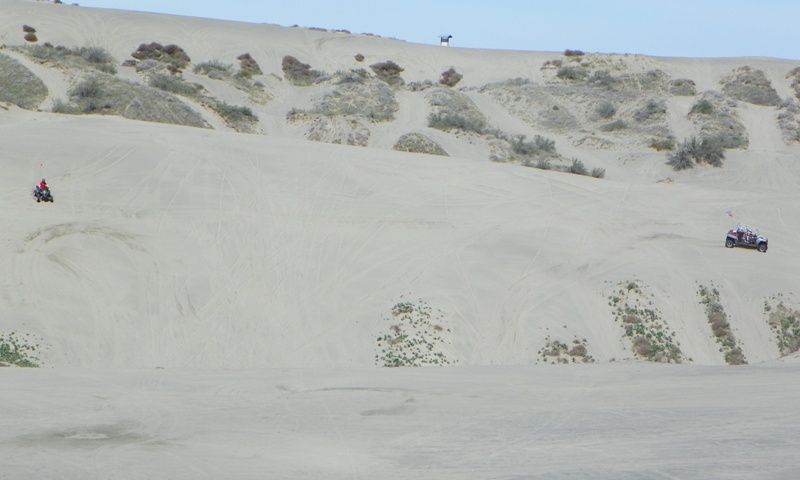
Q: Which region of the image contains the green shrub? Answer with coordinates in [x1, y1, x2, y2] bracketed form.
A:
[214, 101, 257, 123]
[589, 70, 618, 89]
[428, 112, 486, 134]
[193, 60, 231, 76]
[0, 332, 41, 367]
[590, 167, 606, 178]
[649, 137, 676, 151]
[567, 158, 588, 175]
[595, 101, 616, 119]
[600, 119, 627, 132]
[634, 99, 667, 122]
[557, 66, 588, 81]
[509, 134, 555, 156]
[375, 298, 454, 367]
[667, 136, 725, 170]
[0, 52, 48, 109]
[70, 77, 103, 99]
[690, 99, 714, 115]
[149, 73, 200, 96]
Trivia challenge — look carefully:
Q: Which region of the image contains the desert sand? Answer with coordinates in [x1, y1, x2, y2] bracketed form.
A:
[1, 0, 800, 477]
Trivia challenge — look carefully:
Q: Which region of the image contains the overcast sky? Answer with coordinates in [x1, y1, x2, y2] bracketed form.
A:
[75, 0, 800, 59]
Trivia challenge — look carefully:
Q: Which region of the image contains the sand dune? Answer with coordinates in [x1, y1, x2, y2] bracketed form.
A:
[1, 0, 800, 477]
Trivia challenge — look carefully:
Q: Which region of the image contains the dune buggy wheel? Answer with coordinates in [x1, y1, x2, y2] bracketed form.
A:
[758, 243, 767, 253]
[725, 238, 734, 248]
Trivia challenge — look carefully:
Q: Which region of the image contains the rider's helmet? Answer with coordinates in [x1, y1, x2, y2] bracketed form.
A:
[42, 178, 46, 182]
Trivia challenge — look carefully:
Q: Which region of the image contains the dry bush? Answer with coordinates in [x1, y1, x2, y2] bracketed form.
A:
[632, 336, 652, 357]
[237, 53, 262, 75]
[282, 55, 323, 85]
[670, 78, 697, 96]
[24, 33, 38, 43]
[370, 60, 404, 86]
[354, 53, 364, 62]
[131, 42, 191, 68]
[564, 49, 584, 57]
[439, 67, 463, 87]
[393, 132, 448, 156]
[22, 25, 36, 33]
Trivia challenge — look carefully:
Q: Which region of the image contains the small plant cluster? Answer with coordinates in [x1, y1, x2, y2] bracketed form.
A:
[538, 336, 594, 364]
[669, 78, 697, 96]
[375, 297, 454, 367]
[666, 136, 725, 171]
[282, 55, 324, 85]
[776, 98, 800, 144]
[0, 52, 48, 109]
[698, 284, 747, 365]
[686, 92, 748, 149]
[19, 44, 117, 74]
[720, 66, 781, 106]
[609, 281, 684, 363]
[439, 67, 463, 88]
[393, 132, 448, 156]
[369, 60, 404, 86]
[763, 295, 800, 356]
[131, 42, 191, 72]
[0, 332, 42, 367]
[212, 101, 259, 132]
[237, 53, 262, 75]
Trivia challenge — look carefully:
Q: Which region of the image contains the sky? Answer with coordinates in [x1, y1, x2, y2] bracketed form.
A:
[74, 0, 800, 59]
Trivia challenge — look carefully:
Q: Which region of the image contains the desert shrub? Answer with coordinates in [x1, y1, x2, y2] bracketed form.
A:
[370, 60, 404, 86]
[509, 134, 555, 156]
[70, 77, 103, 99]
[428, 112, 486, 134]
[131, 42, 190, 69]
[51, 98, 78, 114]
[354, 53, 365, 62]
[535, 159, 551, 170]
[595, 101, 616, 119]
[0, 332, 41, 367]
[590, 167, 606, 178]
[149, 73, 200, 96]
[690, 99, 714, 115]
[24, 33, 38, 42]
[309, 79, 398, 120]
[649, 137, 675, 151]
[699, 284, 747, 365]
[214, 101, 257, 123]
[667, 136, 725, 170]
[564, 49, 584, 57]
[439, 67, 463, 87]
[282, 55, 323, 85]
[609, 281, 684, 363]
[557, 66, 587, 81]
[79, 46, 113, 65]
[670, 78, 697, 96]
[22, 25, 36, 33]
[0, 52, 48, 109]
[237, 53, 262, 75]
[541, 59, 562, 69]
[375, 298, 454, 367]
[193, 60, 231, 76]
[393, 132, 448, 156]
[764, 297, 800, 356]
[634, 99, 667, 122]
[588, 70, 618, 89]
[567, 158, 587, 175]
[721, 66, 781, 106]
[600, 119, 627, 132]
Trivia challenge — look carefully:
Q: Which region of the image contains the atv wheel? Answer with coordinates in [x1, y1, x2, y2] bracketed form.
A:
[725, 238, 734, 248]
[758, 243, 767, 253]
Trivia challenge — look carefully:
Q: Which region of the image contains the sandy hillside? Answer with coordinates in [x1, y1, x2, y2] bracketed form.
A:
[1, 1, 800, 477]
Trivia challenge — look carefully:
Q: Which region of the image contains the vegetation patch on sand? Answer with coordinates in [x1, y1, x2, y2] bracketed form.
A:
[0, 332, 42, 368]
[0, 52, 47, 109]
[686, 91, 748, 149]
[538, 336, 594, 364]
[393, 132, 448, 156]
[720, 66, 781, 106]
[54, 74, 209, 128]
[698, 283, 746, 365]
[375, 297, 455, 367]
[763, 294, 800, 357]
[609, 281, 684, 363]
[18, 44, 117, 74]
